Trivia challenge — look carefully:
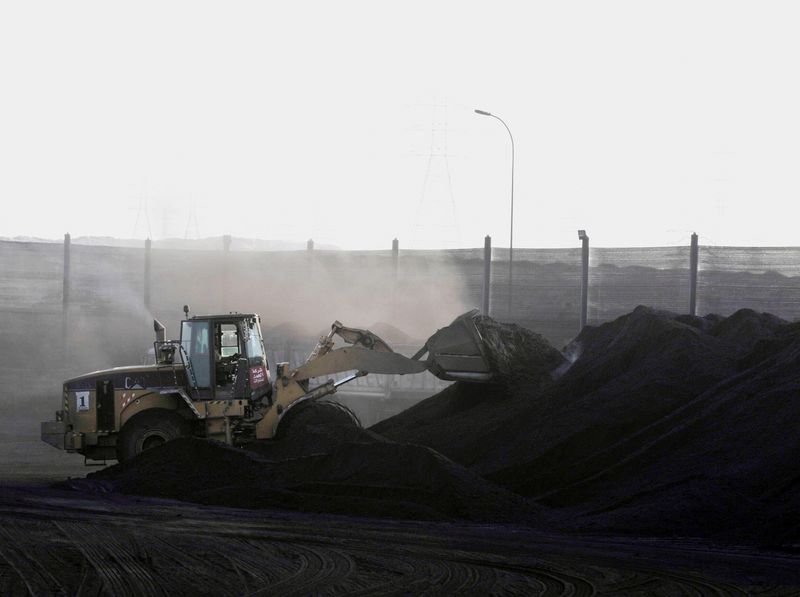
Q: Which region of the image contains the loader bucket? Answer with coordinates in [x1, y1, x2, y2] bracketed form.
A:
[420, 310, 494, 382]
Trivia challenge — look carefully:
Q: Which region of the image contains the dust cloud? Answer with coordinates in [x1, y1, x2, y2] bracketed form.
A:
[0, 240, 475, 423]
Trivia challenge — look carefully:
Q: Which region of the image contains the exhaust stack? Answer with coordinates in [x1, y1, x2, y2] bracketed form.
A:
[153, 319, 176, 365]
[153, 319, 166, 343]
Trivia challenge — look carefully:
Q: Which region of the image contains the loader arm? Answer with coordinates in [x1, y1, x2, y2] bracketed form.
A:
[290, 347, 428, 380]
[293, 310, 493, 383]
[255, 310, 492, 439]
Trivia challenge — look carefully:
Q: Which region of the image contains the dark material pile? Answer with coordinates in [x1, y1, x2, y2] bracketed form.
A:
[83, 407, 535, 524]
[76, 308, 799, 544]
[376, 307, 800, 545]
[473, 315, 567, 381]
[371, 317, 565, 470]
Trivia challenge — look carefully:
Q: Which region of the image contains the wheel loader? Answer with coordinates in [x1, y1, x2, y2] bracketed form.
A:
[41, 308, 493, 462]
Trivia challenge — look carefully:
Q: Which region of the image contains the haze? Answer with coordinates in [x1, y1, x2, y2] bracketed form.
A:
[1, 1, 799, 249]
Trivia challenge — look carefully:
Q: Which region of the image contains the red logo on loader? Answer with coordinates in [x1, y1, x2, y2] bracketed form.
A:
[249, 365, 267, 388]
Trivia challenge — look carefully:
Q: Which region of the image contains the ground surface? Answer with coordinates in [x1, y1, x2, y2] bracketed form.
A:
[2, 482, 800, 596]
[1, 436, 799, 596]
[8, 307, 800, 594]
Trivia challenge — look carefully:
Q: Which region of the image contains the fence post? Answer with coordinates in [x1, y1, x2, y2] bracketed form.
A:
[387, 237, 400, 397]
[221, 235, 232, 310]
[391, 238, 399, 315]
[482, 235, 492, 316]
[689, 232, 699, 316]
[62, 233, 71, 369]
[578, 230, 589, 330]
[392, 238, 399, 283]
[144, 238, 152, 311]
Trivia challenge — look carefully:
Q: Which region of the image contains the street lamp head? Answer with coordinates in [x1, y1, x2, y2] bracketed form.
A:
[474, 109, 492, 116]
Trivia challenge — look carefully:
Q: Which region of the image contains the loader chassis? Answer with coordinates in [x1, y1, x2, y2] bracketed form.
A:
[42, 313, 270, 461]
[41, 310, 493, 462]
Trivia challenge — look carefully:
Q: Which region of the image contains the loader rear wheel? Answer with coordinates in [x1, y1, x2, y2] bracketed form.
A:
[116, 410, 191, 462]
[274, 400, 360, 440]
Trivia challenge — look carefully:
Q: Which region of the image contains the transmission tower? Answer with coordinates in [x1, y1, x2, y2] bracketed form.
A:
[411, 102, 460, 248]
[184, 200, 201, 239]
[131, 195, 153, 239]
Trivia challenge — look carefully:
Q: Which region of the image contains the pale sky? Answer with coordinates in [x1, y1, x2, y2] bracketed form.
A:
[1, 1, 799, 249]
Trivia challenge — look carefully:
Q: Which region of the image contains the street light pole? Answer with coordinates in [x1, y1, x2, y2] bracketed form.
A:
[475, 109, 515, 319]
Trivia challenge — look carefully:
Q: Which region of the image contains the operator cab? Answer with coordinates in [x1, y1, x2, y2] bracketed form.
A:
[179, 312, 271, 402]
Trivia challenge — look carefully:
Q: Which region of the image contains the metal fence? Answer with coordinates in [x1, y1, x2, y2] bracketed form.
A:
[2, 236, 799, 418]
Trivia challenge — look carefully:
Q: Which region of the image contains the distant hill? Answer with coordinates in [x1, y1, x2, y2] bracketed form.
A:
[0, 235, 339, 251]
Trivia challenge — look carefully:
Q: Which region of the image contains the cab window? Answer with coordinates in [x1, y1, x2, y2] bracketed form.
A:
[181, 320, 211, 388]
[218, 323, 241, 358]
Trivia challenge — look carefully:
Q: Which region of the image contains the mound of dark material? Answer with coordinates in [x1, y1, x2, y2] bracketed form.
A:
[372, 316, 566, 469]
[83, 413, 535, 524]
[482, 306, 742, 479]
[545, 321, 800, 544]
[376, 307, 800, 544]
[473, 315, 567, 381]
[73, 308, 799, 543]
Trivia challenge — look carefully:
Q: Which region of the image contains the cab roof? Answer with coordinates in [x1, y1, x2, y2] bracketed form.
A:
[188, 313, 259, 321]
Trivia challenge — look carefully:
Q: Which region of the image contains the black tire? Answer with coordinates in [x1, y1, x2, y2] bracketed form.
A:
[274, 400, 360, 440]
[116, 409, 191, 462]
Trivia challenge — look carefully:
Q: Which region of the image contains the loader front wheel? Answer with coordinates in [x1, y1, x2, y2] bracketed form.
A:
[274, 400, 360, 440]
[116, 410, 191, 462]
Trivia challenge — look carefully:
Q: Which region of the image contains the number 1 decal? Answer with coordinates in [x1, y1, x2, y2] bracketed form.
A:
[76, 391, 90, 412]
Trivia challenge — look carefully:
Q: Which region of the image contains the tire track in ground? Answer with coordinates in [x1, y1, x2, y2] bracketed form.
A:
[283, 524, 589, 594]
[626, 569, 749, 597]
[343, 541, 552, 595]
[341, 542, 458, 595]
[53, 520, 165, 597]
[387, 558, 451, 594]
[244, 538, 356, 596]
[63, 513, 800, 595]
[243, 543, 315, 596]
[344, 550, 419, 595]
[134, 531, 242, 596]
[0, 522, 68, 596]
[460, 558, 596, 596]
[550, 551, 754, 596]
[536, 557, 751, 597]
[415, 537, 599, 594]
[443, 549, 575, 595]
[1, 488, 798, 595]
[221, 538, 288, 593]
[74, 556, 105, 597]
